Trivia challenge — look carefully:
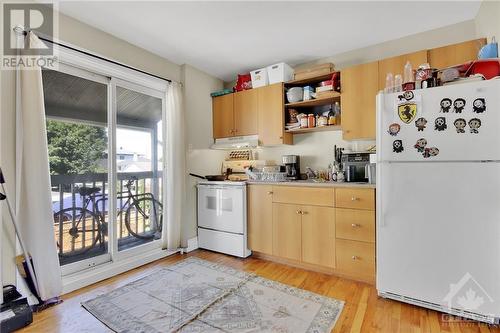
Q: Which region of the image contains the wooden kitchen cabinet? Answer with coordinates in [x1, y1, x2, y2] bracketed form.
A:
[272, 203, 302, 261]
[247, 185, 273, 255]
[341, 61, 379, 140]
[257, 83, 292, 145]
[212, 93, 234, 138]
[378, 50, 428, 89]
[234, 88, 258, 136]
[428, 38, 487, 69]
[301, 206, 335, 268]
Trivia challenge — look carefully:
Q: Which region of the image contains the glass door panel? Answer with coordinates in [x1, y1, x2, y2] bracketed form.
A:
[115, 84, 164, 252]
[42, 65, 111, 267]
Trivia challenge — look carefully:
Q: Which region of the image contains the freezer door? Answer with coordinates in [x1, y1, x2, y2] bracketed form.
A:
[377, 161, 500, 317]
[378, 79, 500, 162]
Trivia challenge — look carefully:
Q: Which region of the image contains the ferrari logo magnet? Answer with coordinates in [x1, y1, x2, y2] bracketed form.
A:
[398, 103, 417, 124]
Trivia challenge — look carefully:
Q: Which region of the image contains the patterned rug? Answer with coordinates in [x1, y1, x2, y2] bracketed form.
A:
[82, 257, 344, 332]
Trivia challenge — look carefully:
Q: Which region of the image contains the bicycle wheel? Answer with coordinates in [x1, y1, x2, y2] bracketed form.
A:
[53, 208, 105, 256]
[124, 197, 163, 240]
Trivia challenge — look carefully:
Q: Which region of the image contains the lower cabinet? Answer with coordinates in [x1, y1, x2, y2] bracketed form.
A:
[301, 206, 335, 268]
[247, 184, 376, 283]
[272, 203, 302, 261]
[247, 185, 273, 255]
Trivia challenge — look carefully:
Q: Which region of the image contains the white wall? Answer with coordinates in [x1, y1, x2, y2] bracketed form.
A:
[181, 64, 225, 244]
[475, 0, 500, 44]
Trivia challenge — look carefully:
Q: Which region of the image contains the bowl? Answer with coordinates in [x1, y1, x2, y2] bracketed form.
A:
[286, 87, 303, 103]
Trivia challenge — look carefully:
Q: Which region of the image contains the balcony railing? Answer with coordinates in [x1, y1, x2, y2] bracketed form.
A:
[51, 171, 163, 265]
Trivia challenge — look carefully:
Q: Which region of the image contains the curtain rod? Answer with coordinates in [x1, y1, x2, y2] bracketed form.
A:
[18, 28, 172, 83]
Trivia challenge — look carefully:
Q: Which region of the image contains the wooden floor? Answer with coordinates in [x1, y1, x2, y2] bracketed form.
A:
[21, 250, 500, 333]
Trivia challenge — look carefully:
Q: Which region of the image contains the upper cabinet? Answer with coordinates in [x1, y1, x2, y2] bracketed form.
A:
[233, 88, 258, 136]
[212, 84, 291, 145]
[212, 93, 234, 139]
[378, 50, 428, 90]
[258, 83, 292, 145]
[428, 38, 487, 69]
[341, 61, 379, 140]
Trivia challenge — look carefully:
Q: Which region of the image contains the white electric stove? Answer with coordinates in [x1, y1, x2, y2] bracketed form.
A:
[196, 180, 251, 258]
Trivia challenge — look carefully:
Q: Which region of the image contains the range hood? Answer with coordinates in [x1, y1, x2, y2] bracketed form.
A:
[211, 135, 259, 150]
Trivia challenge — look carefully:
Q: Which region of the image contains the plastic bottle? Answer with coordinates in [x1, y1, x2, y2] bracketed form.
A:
[333, 102, 341, 124]
[404, 61, 414, 83]
[394, 74, 403, 92]
[385, 73, 394, 93]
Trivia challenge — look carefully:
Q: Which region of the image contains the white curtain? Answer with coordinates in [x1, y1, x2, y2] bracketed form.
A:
[162, 82, 185, 250]
[15, 32, 62, 300]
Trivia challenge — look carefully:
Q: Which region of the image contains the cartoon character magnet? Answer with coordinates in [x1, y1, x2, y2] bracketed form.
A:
[415, 117, 427, 131]
[435, 117, 447, 131]
[414, 138, 427, 153]
[440, 98, 452, 113]
[388, 123, 401, 136]
[422, 147, 439, 158]
[473, 98, 486, 113]
[398, 103, 417, 124]
[469, 118, 481, 134]
[454, 118, 466, 133]
[398, 91, 414, 101]
[453, 98, 466, 113]
[393, 140, 404, 153]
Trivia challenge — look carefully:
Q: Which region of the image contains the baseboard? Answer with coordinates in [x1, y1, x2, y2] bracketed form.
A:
[186, 236, 198, 253]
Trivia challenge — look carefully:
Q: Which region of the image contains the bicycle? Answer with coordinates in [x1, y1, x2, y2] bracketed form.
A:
[53, 177, 163, 256]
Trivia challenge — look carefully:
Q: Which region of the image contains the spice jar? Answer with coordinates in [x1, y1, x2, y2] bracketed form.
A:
[300, 116, 309, 128]
[307, 114, 316, 128]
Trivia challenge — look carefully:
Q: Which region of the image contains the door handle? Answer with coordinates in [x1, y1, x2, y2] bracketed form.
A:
[267, 191, 273, 195]
[351, 255, 359, 260]
[351, 197, 359, 201]
[351, 223, 360, 228]
[296, 210, 302, 215]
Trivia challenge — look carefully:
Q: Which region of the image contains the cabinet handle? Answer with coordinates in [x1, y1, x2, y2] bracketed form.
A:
[351, 223, 360, 228]
[267, 191, 273, 195]
[351, 197, 359, 201]
[296, 210, 302, 215]
[301, 211, 307, 215]
[351, 255, 359, 260]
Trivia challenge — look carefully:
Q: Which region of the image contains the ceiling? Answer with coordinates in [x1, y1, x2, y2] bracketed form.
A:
[57, 1, 482, 81]
[43, 68, 162, 128]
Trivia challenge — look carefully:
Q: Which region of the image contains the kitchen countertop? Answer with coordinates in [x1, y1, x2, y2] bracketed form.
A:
[246, 180, 376, 189]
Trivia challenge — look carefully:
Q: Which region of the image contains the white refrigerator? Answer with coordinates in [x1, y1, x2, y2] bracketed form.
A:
[376, 79, 500, 324]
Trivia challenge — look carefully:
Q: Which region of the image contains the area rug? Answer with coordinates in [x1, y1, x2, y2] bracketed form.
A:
[82, 257, 344, 332]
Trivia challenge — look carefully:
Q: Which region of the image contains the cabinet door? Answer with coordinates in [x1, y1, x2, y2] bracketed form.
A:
[341, 61, 379, 140]
[301, 206, 335, 268]
[428, 39, 487, 69]
[212, 94, 234, 138]
[247, 185, 273, 255]
[273, 203, 302, 261]
[257, 83, 292, 145]
[378, 50, 428, 90]
[234, 88, 258, 136]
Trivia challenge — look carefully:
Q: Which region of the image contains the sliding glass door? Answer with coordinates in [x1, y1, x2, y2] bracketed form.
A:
[43, 63, 166, 274]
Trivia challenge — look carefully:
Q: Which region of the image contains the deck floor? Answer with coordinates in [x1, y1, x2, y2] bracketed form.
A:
[20, 249, 500, 333]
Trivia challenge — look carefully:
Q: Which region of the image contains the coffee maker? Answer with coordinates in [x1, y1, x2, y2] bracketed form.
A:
[282, 155, 300, 180]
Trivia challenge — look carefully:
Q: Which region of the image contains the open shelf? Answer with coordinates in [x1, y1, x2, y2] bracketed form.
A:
[285, 92, 340, 108]
[285, 125, 341, 134]
[285, 72, 337, 86]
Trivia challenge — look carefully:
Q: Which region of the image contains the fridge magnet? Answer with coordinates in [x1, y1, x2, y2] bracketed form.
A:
[453, 118, 466, 133]
[473, 98, 486, 113]
[453, 98, 466, 113]
[398, 90, 414, 101]
[393, 140, 404, 153]
[415, 117, 427, 131]
[422, 147, 439, 158]
[434, 117, 447, 131]
[469, 118, 482, 134]
[388, 123, 401, 136]
[440, 98, 452, 113]
[414, 138, 427, 153]
[398, 103, 417, 124]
